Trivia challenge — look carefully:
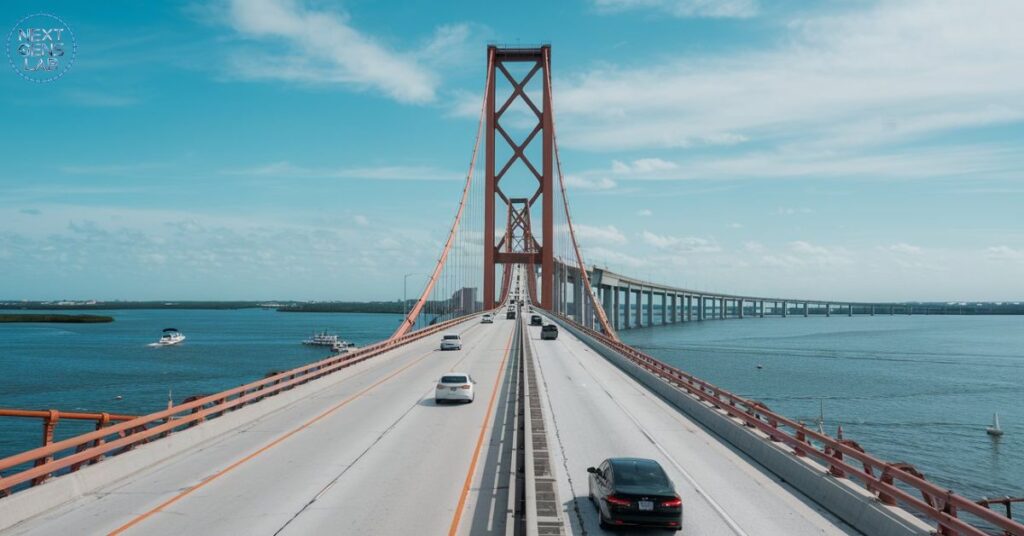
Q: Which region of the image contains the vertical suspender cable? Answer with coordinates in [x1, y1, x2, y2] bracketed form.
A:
[391, 50, 494, 339]
[543, 49, 618, 340]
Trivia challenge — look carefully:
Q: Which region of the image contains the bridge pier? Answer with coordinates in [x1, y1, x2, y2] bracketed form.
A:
[826, 303, 832, 317]
[630, 289, 638, 327]
[782, 301, 788, 318]
[719, 298, 726, 319]
[848, 304, 853, 317]
[661, 293, 668, 325]
[759, 300, 765, 317]
[870, 304, 875, 316]
[623, 287, 631, 329]
[613, 287, 621, 330]
[739, 299, 745, 319]
[646, 289, 654, 327]
[698, 296, 705, 320]
[687, 295, 693, 321]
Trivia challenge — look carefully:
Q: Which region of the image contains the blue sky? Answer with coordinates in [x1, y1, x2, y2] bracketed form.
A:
[1, 0, 1022, 302]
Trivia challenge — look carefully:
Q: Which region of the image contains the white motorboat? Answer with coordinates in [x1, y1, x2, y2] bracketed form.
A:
[987, 413, 1004, 437]
[302, 330, 340, 346]
[331, 340, 357, 353]
[152, 328, 185, 346]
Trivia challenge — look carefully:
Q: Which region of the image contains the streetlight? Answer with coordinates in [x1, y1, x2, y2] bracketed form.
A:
[403, 272, 426, 322]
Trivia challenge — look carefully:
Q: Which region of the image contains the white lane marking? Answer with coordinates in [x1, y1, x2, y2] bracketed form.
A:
[561, 337, 751, 536]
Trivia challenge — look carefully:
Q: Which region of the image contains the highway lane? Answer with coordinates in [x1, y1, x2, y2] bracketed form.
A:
[3, 315, 518, 536]
[526, 317, 859, 536]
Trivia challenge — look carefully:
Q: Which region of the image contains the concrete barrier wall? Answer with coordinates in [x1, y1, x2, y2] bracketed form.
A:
[554, 319, 933, 536]
[0, 347, 412, 532]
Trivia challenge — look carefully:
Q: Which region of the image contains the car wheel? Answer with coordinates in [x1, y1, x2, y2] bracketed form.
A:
[598, 511, 610, 529]
[435, 398, 442, 405]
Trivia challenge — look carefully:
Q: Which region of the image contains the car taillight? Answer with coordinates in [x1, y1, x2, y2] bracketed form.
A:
[661, 497, 682, 508]
[460, 384, 472, 389]
[436, 383, 446, 389]
[605, 495, 631, 507]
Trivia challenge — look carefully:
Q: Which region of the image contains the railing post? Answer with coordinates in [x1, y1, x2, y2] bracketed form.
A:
[31, 409, 60, 486]
[940, 490, 958, 536]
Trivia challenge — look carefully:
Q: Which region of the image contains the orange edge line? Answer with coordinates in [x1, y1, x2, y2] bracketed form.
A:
[108, 348, 435, 536]
[447, 325, 515, 536]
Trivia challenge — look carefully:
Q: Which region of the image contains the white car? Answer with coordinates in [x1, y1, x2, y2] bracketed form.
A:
[440, 333, 462, 350]
[435, 373, 475, 404]
[481, 314, 494, 324]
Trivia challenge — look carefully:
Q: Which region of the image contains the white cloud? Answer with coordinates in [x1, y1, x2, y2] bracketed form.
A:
[592, 0, 758, 18]
[986, 245, 1024, 263]
[222, 0, 440, 103]
[887, 243, 923, 255]
[611, 158, 678, 175]
[572, 224, 627, 245]
[637, 209, 653, 216]
[553, 1, 1024, 181]
[564, 175, 618, 190]
[224, 161, 461, 181]
[353, 215, 370, 227]
[641, 231, 720, 252]
[775, 207, 813, 216]
[728, 222, 743, 229]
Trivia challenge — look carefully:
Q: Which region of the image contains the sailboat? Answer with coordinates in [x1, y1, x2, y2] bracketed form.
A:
[986, 413, 1004, 437]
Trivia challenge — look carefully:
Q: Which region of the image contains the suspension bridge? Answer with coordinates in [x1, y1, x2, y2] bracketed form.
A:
[0, 46, 1020, 536]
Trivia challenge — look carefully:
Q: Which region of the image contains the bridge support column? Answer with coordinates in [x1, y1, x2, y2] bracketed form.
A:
[574, 274, 583, 323]
[603, 286, 614, 330]
[719, 298, 725, 319]
[826, 303, 832, 317]
[698, 296, 705, 320]
[759, 301, 765, 317]
[661, 293, 668, 325]
[646, 290, 654, 327]
[870, 305, 875, 316]
[804, 303, 809, 317]
[618, 286, 626, 330]
[848, 304, 853, 317]
[782, 301, 788, 318]
[630, 289, 638, 327]
[738, 299, 744, 319]
[613, 287, 621, 330]
[670, 294, 678, 323]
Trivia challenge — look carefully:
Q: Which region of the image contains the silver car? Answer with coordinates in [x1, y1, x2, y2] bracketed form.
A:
[440, 333, 462, 351]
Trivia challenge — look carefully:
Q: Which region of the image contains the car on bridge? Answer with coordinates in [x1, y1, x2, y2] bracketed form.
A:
[541, 324, 558, 340]
[481, 313, 494, 324]
[530, 314, 543, 326]
[435, 373, 475, 404]
[439, 333, 462, 351]
[588, 458, 683, 531]
[506, 308, 516, 319]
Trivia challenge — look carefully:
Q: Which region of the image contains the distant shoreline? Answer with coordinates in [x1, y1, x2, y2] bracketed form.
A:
[0, 314, 114, 323]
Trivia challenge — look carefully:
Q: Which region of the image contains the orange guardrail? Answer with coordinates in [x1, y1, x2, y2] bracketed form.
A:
[0, 312, 480, 497]
[550, 312, 1024, 536]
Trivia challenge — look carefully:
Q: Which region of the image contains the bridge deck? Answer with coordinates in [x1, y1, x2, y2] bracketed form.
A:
[4, 314, 859, 536]
[2, 318, 517, 536]
[526, 315, 857, 536]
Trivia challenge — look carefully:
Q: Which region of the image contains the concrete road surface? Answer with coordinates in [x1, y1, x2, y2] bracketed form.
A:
[526, 317, 859, 536]
[3, 316, 518, 536]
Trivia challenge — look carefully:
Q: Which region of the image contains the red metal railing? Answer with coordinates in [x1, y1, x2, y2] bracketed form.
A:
[553, 314, 1024, 536]
[0, 313, 479, 497]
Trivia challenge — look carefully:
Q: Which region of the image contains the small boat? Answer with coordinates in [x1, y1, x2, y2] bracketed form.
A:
[331, 340, 358, 353]
[987, 413, 1004, 437]
[302, 330, 340, 346]
[151, 328, 185, 346]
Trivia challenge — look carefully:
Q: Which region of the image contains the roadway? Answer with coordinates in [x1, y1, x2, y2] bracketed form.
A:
[526, 314, 859, 536]
[2, 315, 519, 536]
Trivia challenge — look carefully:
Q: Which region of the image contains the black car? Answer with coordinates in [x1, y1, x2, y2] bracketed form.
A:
[587, 458, 682, 530]
[540, 324, 558, 340]
[506, 309, 516, 319]
[530, 314, 543, 326]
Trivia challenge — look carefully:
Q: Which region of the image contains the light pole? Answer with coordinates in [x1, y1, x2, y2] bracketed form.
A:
[403, 272, 426, 323]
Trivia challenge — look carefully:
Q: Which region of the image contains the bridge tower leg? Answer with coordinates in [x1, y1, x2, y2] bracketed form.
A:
[483, 46, 554, 309]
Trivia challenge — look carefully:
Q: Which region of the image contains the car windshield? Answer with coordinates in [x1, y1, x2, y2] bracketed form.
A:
[542, 325, 556, 331]
[611, 460, 670, 487]
[443, 335, 459, 340]
[440, 375, 468, 383]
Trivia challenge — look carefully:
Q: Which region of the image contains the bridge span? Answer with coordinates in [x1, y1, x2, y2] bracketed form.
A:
[0, 307, 921, 536]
